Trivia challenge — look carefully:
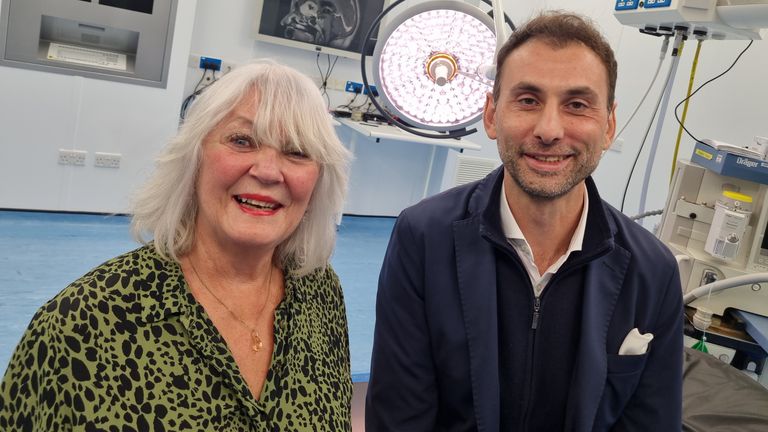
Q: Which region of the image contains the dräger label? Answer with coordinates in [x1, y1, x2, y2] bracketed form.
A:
[737, 157, 759, 168]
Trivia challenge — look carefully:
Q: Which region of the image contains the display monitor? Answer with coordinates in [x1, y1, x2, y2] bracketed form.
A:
[254, 0, 387, 60]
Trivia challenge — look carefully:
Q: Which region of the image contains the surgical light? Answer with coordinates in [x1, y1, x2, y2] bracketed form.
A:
[360, 0, 512, 139]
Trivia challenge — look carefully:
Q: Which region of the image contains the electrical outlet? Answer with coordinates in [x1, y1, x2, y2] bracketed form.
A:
[94, 152, 121, 169]
[58, 149, 87, 166]
[314, 76, 346, 91]
[199, 56, 222, 71]
[325, 78, 347, 91]
[364, 84, 378, 96]
[188, 54, 239, 74]
[345, 81, 363, 93]
[344, 81, 377, 95]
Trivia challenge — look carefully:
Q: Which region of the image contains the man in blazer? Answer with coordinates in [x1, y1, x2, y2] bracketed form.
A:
[365, 11, 683, 431]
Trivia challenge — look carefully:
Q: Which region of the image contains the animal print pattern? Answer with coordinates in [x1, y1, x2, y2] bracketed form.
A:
[0, 245, 352, 431]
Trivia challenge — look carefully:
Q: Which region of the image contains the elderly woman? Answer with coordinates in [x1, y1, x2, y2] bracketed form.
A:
[0, 62, 352, 430]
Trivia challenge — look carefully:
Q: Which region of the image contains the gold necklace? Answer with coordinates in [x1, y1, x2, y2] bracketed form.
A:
[188, 258, 274, 353]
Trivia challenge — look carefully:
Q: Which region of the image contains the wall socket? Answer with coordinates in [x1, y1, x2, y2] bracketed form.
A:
[58, 149, 87, 166]
[188, 54, 239, 75]
[94, 152, 121, 168]
[314, 76, 346, 91]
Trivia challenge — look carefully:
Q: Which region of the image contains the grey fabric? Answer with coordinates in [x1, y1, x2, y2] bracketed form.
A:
[683, 347, 768, 431]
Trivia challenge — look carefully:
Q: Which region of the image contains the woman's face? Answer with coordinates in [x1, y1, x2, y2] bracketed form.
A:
[194, 92, 320, 255]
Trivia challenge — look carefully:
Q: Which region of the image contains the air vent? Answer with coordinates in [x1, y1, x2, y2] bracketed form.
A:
[454, 155, 498, 186]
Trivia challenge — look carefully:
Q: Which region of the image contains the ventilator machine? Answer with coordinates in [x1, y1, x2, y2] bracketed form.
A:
[613, 0, 768, 380]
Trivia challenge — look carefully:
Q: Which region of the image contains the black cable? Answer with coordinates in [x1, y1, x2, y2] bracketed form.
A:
[350, 95, 371, 110]
[620, 74, 667, 213]
[316, 53, 339, 108]
[337, 93, 360, 110]
[180, 69, 208, 120]
[673, 40, 753, 143]
[194, 68, 211, 93]
[326, 53, 339, 78]
[180, 68, 215, 120]
[315, 52, 328, 105]
[619, 39, 752, 213]
[315, 52, 326, 86]
[326, 54, 339, 103]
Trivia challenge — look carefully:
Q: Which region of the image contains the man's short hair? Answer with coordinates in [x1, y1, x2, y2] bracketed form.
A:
[492, 11, 618, 109]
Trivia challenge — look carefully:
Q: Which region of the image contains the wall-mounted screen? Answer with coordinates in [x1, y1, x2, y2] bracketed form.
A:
[254, 0, 387, 60]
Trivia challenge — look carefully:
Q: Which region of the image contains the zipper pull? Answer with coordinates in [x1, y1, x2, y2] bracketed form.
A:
[531, 296, 541, 330]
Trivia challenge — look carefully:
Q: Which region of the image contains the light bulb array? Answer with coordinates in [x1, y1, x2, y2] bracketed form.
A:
[375, 8, 495, 131]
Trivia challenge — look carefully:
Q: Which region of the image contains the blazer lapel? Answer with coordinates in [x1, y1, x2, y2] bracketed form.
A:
[565, 247, 631, 431]
[453, 217, 500, 432]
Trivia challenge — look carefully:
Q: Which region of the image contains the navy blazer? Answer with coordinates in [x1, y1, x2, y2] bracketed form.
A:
[366, 167, 683, 431]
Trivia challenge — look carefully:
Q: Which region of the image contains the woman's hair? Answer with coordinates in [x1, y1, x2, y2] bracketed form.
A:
[131, 60, 351, 276]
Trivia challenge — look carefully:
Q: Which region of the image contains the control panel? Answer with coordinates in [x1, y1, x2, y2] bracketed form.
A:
[613, 0, 762, 39]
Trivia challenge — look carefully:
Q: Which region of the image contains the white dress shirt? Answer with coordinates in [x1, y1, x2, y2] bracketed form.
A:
[499, 183, 589, 297]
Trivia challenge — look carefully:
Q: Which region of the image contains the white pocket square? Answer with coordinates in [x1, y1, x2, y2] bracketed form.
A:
[618, 328, 654, 355]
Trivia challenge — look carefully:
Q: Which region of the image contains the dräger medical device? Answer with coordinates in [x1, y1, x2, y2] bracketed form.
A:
[610, 1, 768, 417]
[658, 140, 768, 318]
[658, 140, 768, 392]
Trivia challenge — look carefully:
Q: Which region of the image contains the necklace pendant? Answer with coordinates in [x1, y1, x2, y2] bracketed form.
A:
[251, 331, 263, 352]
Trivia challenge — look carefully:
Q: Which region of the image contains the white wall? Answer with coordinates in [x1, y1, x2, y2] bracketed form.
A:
[2, 0, 768, 221]
[0, 0, 198, 213]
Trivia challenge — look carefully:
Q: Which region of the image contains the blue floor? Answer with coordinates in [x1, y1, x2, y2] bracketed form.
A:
[0, 211, 395, 381]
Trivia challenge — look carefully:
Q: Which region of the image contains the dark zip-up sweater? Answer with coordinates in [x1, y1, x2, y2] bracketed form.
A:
[366, 166, 683, 431]
[481, 180, 613, 430]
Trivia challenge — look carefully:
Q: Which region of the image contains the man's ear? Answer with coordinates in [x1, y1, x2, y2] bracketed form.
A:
[483, 92, 497, 140]
[604, 102, 618, 151]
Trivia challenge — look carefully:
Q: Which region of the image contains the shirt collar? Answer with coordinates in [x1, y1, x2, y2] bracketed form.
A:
[138, 247, 308, 325]
[499, 182, 589, 256]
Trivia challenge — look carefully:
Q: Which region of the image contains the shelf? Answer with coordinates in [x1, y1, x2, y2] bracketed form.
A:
[335, 117, 482, 151]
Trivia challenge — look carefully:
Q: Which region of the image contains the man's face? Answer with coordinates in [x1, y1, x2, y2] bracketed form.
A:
[483, 39, 616, 200]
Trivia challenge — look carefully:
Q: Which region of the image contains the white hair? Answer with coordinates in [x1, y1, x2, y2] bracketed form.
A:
[131, 60, 351, 275]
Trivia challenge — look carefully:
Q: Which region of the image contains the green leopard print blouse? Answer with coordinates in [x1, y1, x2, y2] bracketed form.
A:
[0, 245, 352, 431]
